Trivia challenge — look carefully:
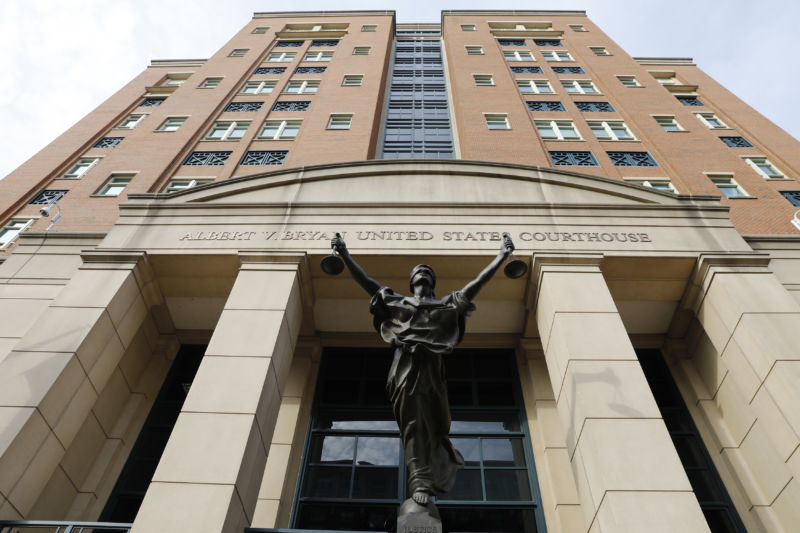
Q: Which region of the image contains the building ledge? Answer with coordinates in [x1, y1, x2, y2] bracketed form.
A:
[149, 59, 207, 68]
[255, 10, 395, 18]
[634, 57, 695, 66]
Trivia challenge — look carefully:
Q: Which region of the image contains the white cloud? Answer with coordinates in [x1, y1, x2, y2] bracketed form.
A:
[1, 0, 798, 179]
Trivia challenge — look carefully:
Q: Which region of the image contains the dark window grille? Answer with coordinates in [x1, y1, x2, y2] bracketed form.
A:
[549, 151, 599, 166]
[677, 96, 704, 106]
[780, 191, 800, 206]
[182, 151, 232, 166]
[509, 66, 543, 74]
[311, 40, 339, 47]
[272, 101, 311, 111]
[551, 66, 584, 74]
[292, 348, 545, 532]
[93, 137, 123, 148]
[607, 151, 658, 166]
[275, 40, 304, 47]
[534, 39, 562, 46]
[223, 101, 263, 112]
[29, 190, 67, 205]
[498, 39, 526, 46]
[527, 101, 566, 112]
[138, 97, 165, 107]
[637, 349, 747, 533]
[239, 150, 289, 165]
[254, 67, 286, 75]
[295, 66, 327, 74]
[575, 101, 615, 112]
[719, 136, 753, 148]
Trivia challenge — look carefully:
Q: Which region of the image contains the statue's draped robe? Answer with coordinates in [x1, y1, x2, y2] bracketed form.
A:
[370, 287, 473, 495]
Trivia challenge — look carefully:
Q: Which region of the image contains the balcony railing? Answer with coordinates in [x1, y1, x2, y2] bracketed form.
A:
[0, 521, 132, 533]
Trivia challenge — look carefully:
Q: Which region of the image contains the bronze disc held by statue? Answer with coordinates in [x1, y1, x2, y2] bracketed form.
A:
[504, 256, 528, 278]
[321, 252, 344, 275]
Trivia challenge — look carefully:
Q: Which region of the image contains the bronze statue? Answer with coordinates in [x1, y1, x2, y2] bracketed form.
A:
[331, 233, 515, 517]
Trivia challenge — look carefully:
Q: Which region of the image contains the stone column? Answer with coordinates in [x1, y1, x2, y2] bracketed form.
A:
[0, 250, 158, 519]
[532, 253, 708, 533]
[685, 254, 800, 530]
[131, 252, 308, 533]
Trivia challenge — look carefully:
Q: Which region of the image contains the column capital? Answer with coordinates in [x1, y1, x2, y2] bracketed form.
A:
[525, 252, 605, 310]
[237, 250, 314, 310]
[79, 248, 148, 267]
[681, 252, 771, 312]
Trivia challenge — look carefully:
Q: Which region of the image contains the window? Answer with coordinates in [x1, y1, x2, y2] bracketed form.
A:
[589, 46, 610, 56]
[258, 120, 302, 140]
[561, 79, 598, 94]
[353, 46, 371, 55]
[509, 66, 543, 74]
[654, 116, 683, 131]
[138, 97, 165, 108]
[652, 73, 679, 86]
[62, 157, 99, 179]
[461, 24, 476, 31]
[293, 349, 545, 532]
[498, 39, 526, 46]
[527, 101, 565, 112]
[542, 50, 573, 61]
[720, 136, 753, 148]
[744, 157, 786, 179]
[252, 27, 269, 34]
[327, 114, 353, 129]
[473, 74, 494, 86]
[164, 178, 213, 193]
[535, 119, 580, 140]
[205, 121, 250, 141]
[199, 77, 222, 88]
[0, 219, 33, 249]
[569, 24, 587, 32]
[254, 66, 286, 75]
[93, 137, 123, 148]
[780, 191, 800, 206]
[574, 101, 614, 112]
[241, 80, 277, 94]
[29, 189, 67, 205]
[275, 40, 304, 48]
[117, 114, 145, 129]
[272, 101, 311, 111]
[342, 75, 363, 86]
[695, 112, 728, 129]
[159, 73, 190, 87]
[223, 101, 263, 112]
[311, 40, 339, 47]
[229, 49, 249, 57]
[266, 52, 296, 62]
[549, 151, 598, 166]
[617, 75, 641, 87]
[516, 79, 553, 94]
[239, 150, 289, 165]
[607, 151, 658, 166]
[303, 51, 333, 62]
[361, 24, 377, 32]
[485, 114, 510, 129]
[625, 178, 677, 192]
[708, 174, 749, 197]
[677, 95, 703, 106]
[589, 120, 635, 140]
[182, 151, 232, 166]
[534, 39, 562, 47]
[503, 50, 534, 61]
[158, 117, 186, 132]
[295, 66, 327, 74]
[284, 80, 321, 94]
[97, 174, 133, 196]
[551, 66, 584, 74]
[466, 46, 484, 55]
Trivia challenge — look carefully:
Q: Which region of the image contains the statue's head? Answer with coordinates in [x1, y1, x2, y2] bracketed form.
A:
[409, 264, 436, 294]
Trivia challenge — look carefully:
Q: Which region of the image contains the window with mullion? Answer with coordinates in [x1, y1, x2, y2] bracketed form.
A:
[294, 348, 545, 532]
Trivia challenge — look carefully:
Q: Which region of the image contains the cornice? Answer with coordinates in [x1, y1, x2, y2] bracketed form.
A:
[442, 10, 586, 17]
[254, 10, 395, 18]
[634, 57, 695, 66]
[149, 59, 207, 68]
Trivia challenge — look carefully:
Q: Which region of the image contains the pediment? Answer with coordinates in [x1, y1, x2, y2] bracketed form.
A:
[146, 160, 714, 207]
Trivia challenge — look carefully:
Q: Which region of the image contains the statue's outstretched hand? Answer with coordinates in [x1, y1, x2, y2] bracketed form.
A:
[331, 232, 347, 254]
[501, 232, 515, 258]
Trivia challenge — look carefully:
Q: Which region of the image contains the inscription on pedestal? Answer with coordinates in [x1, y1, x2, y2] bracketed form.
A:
[397, 499, 442, 533]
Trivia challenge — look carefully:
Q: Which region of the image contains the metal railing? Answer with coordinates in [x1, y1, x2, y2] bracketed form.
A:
[0, 521, 131, 533]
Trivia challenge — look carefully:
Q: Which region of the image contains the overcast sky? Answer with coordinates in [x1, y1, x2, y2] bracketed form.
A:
[1, 0, 798, 179]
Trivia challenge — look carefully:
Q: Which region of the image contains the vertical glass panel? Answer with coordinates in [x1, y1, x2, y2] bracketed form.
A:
[448, 380, 473, 405]
[310, 435, 355, 464]
[483, 438, 526, 467]
[451, 438, 480, 466]
[450, 413, 520, 433]
[439, 468, 482, 500]
[485, 469, 532, 501]
[686, 468, 720, 502]
[438, 507, 538, 533]
[322, 380, 360, 404]
[477, 381, 515, 406]
[353, 467, 399, 499]
[303, 466, 351, 497]
[356, 437, 400, 465]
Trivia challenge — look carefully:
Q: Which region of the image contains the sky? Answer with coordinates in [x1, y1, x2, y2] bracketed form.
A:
[1, 0, 799, 179]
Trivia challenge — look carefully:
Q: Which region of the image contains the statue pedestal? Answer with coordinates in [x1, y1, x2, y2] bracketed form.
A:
[397, 498, 442, 533]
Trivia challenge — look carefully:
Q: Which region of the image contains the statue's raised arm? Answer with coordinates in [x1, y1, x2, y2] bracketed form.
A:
[331, 233, 382, 296]
[461, 232, 515, 301]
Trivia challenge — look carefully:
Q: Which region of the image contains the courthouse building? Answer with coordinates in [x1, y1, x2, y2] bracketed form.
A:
[2, 9, 800, 533]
